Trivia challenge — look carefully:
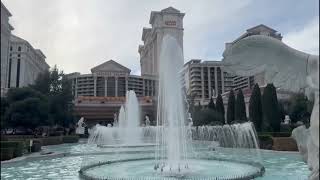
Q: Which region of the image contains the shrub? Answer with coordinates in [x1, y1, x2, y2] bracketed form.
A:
[259, 132, 291, 137]
[0, 148, 14, 161]
[258, 134, 273, 150]
[0, 141, 25, 157]
[31, 141, 42, 152]
[62, 135, 79, 143]
[40, 137, 62, 146]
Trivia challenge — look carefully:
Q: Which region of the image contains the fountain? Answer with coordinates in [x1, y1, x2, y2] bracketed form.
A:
[120, 90, 142, 145]
[154, 35, 189, 175]
[81, 35, 265, 179]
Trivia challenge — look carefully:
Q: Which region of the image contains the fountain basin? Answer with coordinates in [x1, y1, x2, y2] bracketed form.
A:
[97, 143, 158, 148]
[79, 157, 265, 180]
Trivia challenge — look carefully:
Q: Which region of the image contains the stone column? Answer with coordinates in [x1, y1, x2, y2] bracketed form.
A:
[93, 76, 97, 97]
[208, 67, 211, 98]
[201, 66, 204, 102]
[104, 77, 108, 96]
[221, 70, 225, 93]
[75, 77, 78, 97]
[214, 67, 218, 96]
[115, 77, 118, 97]
[142, 78, 145, 96]
[125, 76, 128, 92]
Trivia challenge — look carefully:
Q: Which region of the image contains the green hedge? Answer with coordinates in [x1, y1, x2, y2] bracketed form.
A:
[0, 141, 25, 158]
[39, 137, 62, 146]
[31, 141, 42, 152]
[258, 132, 291, 137]
[62, 136, 79, 143]
[258, 134, 273, 150]
[0, 148, 14, 161]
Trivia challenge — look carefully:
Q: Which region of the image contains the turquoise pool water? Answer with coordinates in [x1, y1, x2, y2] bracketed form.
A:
[1, 140, 309, 180]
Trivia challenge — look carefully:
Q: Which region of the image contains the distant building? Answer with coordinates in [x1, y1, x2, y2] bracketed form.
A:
[66, 60, 157, 124]
[139, 7, 185, 76]
[1, 3, 49, 96]
[182, 59, 255, 105]
[7, 35, 49, 88]
[1, 2, 14, 96]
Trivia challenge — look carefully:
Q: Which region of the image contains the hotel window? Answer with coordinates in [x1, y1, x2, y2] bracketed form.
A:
[18, 46, 21, 51]
[10, 46, 12, 51]
[18, 54, 20, 57]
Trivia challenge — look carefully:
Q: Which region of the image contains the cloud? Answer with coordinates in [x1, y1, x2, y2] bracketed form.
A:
[283, 16, 319, 55]
[2, 0, 318, 75]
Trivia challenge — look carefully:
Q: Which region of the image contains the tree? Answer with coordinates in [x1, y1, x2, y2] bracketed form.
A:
[1, 97, 9, 130]
[30, 70, 50, 95]
[215, 94, 225, 124]
[208, 97, 215, 109]
[262, 84, 281, 132]
[288, 93, 312, 123]
[4, 88, 50, 130]
[278, 101, 286, 121]
[226, 90, 235, 124]
[249, 84, 263, 131]
[235, 89, 247, 122]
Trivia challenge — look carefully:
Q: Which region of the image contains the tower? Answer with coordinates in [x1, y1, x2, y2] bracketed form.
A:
[139, 7, 185, 76]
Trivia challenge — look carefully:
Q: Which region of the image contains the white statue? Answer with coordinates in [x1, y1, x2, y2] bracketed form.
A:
[283, 115, 291, 124]
[76, 117, 86, 134]
[145, 115, 150, 126]
[222, 35, 319, 180]
[113, 113, 118, 127]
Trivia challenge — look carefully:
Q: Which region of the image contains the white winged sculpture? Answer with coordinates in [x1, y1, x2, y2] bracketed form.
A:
[222, 35, 319, 179]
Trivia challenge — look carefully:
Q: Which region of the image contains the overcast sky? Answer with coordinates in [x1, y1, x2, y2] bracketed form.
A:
[2, 0, 319, 75]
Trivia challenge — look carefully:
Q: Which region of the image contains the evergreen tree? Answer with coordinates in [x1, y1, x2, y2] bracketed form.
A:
[226, 90, 235, 124]
[208, 97, 215, 109]
[249, 84, 263, 131]
[215, 94, 225, 124]
[235, 89, 247, 122]
[262, 84, 281, 132]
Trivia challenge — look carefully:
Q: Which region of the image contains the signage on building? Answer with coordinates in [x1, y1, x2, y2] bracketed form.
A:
[165, 21, 176, 26]
[96, 72, 127, 77]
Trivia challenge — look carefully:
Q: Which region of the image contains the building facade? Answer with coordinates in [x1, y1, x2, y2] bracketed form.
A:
[7, 35, 49, 88]
[1, 2, 13, 96]
[66, 60, 157, 125]
[139, 7, 185, 76]
[1, 3, 49, 95]
[182, 59, 255, 105]
[67, 60, 157, 98]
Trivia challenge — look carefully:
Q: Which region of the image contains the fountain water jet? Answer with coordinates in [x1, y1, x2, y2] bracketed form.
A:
[155, 35, 189, 174]
[119, 90, 142, 145]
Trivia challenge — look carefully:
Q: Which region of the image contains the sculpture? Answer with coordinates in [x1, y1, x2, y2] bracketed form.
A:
[145, 115, 150, 126]
[222, 35, 319, 180]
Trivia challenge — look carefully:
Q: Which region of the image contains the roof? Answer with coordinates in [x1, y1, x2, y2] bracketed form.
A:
[91, 60, 131, 73]
[1, 2, 12, 16]
[10, 34, 28, 43]
[149, 6, 184, 24]
[246, 24, 277, 33]
[35, 49, 46, 59]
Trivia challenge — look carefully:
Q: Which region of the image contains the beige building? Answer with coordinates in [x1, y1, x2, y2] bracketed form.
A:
[1, 3, 49, 95]
[67, 60, 157, 124]
[1, 2, 13, 96]
[182, 59, 255, 105]
[67, 60, 157, 98]
[7, 35, 49, 88]
[139, 7, 185, 76]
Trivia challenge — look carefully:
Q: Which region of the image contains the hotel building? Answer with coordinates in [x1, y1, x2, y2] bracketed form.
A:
[1, 2, 13, 96]
[1, 3, 49, 96]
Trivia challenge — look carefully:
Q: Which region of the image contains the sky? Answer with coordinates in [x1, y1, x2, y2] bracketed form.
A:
[2, 0, 319, 75]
